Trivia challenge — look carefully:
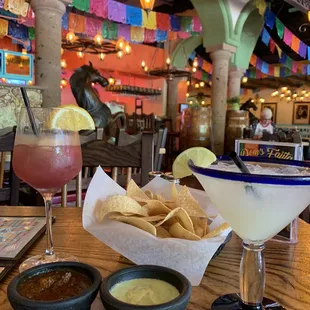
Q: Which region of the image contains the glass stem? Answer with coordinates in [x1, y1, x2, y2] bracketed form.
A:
[43, 195, 54, 256]
[240, 242, 265, 309]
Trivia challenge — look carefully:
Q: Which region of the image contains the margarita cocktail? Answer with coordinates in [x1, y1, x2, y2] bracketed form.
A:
[189, 156, 310, 309]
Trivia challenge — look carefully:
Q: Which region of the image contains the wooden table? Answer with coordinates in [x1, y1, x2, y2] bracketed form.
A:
[1, 207, 310, 310]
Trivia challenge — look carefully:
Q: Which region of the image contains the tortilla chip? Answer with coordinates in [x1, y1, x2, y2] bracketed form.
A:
[153, 194, 165, 202]
[144, 190, 154, 199]
[127, 179, 150, 201]
[163, 201, 177, 210]
[156, 226, 171, 238]
[112, 216, 157, 236]
[169, 222, 201, 241]
[191, 217, 209, 238]
[171, 183, 178, 202]
[176, 186, 207, 218]
[203, 223, 230, 239]
[143, 200, 171, 216]
[154, 207, 195, 233]
[97, 196, 148, 221]
[110, 214, 166, 223]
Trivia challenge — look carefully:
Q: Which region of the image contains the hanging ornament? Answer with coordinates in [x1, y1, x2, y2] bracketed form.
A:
[124, 43, 132, 55]
[60, 78, 68, 88]
[108, 77, 115, 85]
[117, 50, 124, 59]
[99, 53, 106, 61]
[60, 59, 67, 69]
[94, 34, 103, 45]
[66, 32, 76, 43]
[116, 37, 125, 50]
[77, 51, 85, 59]
[193, 57, 198, 68]
[140, 0, 155, 15]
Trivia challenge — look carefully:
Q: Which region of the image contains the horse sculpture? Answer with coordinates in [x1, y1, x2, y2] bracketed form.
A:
[70, 62, 125, 131]
[240, 98, 259, 125]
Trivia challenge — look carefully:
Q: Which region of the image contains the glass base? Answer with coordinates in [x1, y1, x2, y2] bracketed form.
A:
[19, 253, 79, 273]
[211, 294, 285, 310]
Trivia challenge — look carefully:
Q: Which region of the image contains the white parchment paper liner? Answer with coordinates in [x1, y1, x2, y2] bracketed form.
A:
[83, 167, 231, 286]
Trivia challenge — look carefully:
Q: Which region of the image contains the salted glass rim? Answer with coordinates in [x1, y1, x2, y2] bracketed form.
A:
[188, 156, 310, 186]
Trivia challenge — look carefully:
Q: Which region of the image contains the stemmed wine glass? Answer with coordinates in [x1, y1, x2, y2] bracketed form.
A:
[13, 107, 82, 272]
[189, 156, 310, 309]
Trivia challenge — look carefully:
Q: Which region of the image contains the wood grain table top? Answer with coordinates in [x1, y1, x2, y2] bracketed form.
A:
[1, 207, 310, 310]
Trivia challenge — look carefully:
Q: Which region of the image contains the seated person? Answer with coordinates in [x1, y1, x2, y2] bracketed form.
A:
[253, 108, 275, 139]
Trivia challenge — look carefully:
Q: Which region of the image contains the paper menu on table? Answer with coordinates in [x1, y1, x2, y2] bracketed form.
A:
[83, 167, 231, 286]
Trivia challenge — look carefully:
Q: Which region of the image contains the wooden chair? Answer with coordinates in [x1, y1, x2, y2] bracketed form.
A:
[61, 132, 154, 207]
[0, 128, 20, 205]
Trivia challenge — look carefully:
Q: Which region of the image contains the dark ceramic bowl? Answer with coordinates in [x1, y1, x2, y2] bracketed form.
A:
[100, 265, 192, 310]
[7, 262, 102, 310]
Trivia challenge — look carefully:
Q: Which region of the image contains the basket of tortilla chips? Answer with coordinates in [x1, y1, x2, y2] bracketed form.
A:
[83, 167, 231, 286]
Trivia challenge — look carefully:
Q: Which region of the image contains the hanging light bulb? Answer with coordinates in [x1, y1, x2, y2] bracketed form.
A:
[91, 82, 95, 87]
[141, 61, 146, 68]
[108, 77, 115, 85]
[260, 98, 265, 103]
[200, 81, 205, 87]
[281, 87, 288, 92]
[28, 80, 33, 85]
[251, 99, 255, 103]
[189, 100, 193, 104]
[140, 0, 155, 14]
[286, 90, 291, 95]
[66, 32, 76, 43]
[125, 43, 132, 55]
[201, 100, 205, 105]
[144, 66, 149, 72]
[302, 89, 307, 95]
[280, 94, 285, 98]
[186, 80, 190, 86]
[242, 76, 248, 84]
[77, 51, 84, 59]
[293, 93, 298, 98]
[193, 57, 198, 68]
[60, 78, 68, 88]
[195, 83, 199, 89]
[1, 78, 6, 83]
[116, 37, 125, 50]
[192, 67, 197, 73]
[94, 33, 103, 45]
[99, 53, 106, 61]
[60, 59, 67, 69]
[186, 93, 189, 97]
[166, 57, 171, 65]
[306, 93, 309, 97]
[117, 50, 124, 59]
[209, 81, 212, 86]
[287, 97, 291, 101]
[301, 96, 304, 100]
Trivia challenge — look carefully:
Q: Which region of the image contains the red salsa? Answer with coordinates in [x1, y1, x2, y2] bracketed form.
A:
[18, 269, 92, 301]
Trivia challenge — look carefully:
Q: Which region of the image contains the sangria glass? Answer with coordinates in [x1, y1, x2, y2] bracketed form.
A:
[189, 156, 310, 309]
[13, 108, 82, 272]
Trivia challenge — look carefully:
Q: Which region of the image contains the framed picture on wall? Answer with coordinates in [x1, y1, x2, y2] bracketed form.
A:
[262, 103, 277, 123]
[293, 102, 310, 125]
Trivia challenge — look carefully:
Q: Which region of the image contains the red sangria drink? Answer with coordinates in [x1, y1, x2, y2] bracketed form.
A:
[13, 108, 83, 272]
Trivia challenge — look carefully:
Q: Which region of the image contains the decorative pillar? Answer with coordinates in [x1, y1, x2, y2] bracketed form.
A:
[228, 67, 245, 99]
[30, 0, 66, 107]
[208, 44, 236, 155]
[166, 78, 183, 130]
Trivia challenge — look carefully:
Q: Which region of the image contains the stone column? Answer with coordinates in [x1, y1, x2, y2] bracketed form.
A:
[208, 44, 236, 155]
[228, 67, 245, 99]
[166, 78, 182, 130]
[30, 0, 66, 107]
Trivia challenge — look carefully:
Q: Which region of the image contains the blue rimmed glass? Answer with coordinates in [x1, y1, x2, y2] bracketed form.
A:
[189, 157, 310, 310]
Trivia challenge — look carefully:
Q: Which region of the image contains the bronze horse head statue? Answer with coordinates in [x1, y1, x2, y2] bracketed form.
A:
[70, 62, 125, 130]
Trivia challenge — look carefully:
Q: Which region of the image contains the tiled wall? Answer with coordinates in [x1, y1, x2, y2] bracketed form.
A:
[0, 86, 42, 129]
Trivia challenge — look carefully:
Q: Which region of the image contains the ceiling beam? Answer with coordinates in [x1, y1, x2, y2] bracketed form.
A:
[285, 0, 310, 13]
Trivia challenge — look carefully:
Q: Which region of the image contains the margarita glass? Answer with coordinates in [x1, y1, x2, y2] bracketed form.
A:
[189, 156, 310, 309]
[13, 108, 82, 272]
